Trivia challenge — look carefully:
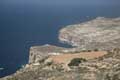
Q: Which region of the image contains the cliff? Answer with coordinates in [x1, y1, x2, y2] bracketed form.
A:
[29, 44, 68, 64]
[1, 17, 120, 80]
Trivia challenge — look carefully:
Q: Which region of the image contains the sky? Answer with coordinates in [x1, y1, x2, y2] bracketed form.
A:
[1, 0, 120, 5]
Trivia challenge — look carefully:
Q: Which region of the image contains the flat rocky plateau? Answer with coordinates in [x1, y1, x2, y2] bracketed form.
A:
[59, 17, 120, 50]
[1, 17, 120, 80]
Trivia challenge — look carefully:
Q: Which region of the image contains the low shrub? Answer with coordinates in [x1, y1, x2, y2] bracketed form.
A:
[68, 58, 86, 66]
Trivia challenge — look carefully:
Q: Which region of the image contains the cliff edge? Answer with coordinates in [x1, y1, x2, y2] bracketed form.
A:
[1, 17, 120, 80]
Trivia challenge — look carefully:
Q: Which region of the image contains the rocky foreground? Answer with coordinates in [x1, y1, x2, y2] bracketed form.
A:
[1, 17, 120, 80]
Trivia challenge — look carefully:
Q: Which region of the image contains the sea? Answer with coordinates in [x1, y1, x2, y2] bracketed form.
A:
[0, 0, 120, 77]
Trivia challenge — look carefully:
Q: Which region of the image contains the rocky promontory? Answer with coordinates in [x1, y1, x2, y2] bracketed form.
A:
[29, 44, 67, 64]
[1, 17, 120, 80]
[59, 17, 120, 50]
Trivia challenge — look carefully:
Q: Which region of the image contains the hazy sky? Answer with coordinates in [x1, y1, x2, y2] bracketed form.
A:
[1, 0, 120, 5]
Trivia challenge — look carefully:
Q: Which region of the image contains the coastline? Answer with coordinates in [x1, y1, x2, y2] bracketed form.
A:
[1, 17, 120, 80]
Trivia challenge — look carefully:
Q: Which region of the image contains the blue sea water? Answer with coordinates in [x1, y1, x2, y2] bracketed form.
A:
[0, 0, 120, 77]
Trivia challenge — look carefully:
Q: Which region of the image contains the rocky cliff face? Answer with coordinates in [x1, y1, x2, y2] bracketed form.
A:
[1, 48, 120, 80]
[59, 17, 120, 50]
[29, 44, 68, 64]
[1, 17, 120, 80]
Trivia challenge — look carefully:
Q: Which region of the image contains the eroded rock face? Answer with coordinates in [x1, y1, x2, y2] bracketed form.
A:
[59, 17, 120, 50]
[29, 44, 68, 64]
[2, 49, 120, 80]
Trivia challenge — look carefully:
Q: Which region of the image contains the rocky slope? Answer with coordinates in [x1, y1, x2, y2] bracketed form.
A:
[59, 17, 120, 50]
[29, 44, 68, 64]
[1, 48, 120, 80]
[1, 17, 120, 80]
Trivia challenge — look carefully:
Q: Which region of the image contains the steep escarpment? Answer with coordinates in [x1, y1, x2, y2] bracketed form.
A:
[29, 44, 68, 64]
[2, 48, 120, 80]
[59, 17, 120, 50]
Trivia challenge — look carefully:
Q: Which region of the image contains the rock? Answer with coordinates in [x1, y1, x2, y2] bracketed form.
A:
[59, 17, 120, 50]
[29, 44, 68, 64]
[1, 17, 120, 80]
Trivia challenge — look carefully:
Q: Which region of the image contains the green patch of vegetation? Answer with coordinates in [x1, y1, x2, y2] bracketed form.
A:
[68, 58, 86, 66]
[7, 77, 18, 80]
[94, 49, 99, 51]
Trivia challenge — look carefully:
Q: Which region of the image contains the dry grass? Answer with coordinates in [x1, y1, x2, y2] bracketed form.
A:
[49, 51, 108, 64]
